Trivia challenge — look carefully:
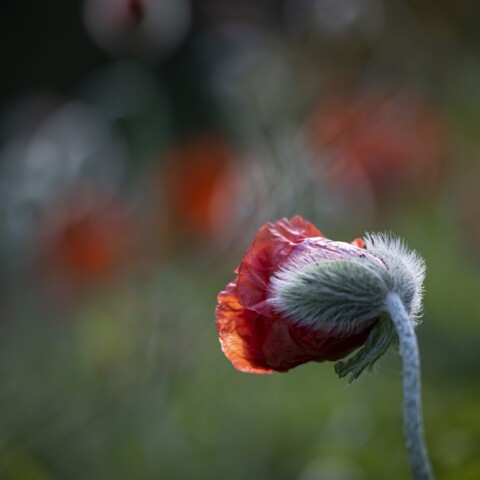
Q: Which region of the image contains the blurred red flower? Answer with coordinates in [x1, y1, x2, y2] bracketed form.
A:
[37, 189, 136, 287]
[215, 216, 378, 373]
[307, 87, 448, 203]
[164, 133, 238, 240]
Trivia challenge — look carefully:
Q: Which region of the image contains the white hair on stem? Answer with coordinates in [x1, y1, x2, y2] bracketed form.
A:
[364, 233, 426, 322]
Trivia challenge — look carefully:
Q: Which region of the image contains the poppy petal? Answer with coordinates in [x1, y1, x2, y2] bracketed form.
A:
[215, 280, 274, 374]
[236, 216, 324, 315]
[351, 237, 366, 249]
[262, 320, 374, 371]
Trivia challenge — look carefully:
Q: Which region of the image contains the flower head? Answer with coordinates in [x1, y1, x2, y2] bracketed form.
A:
[215, 216, 425, 378]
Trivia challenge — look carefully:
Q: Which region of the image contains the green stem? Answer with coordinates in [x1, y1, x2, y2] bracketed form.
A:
[385, 292, 434, 480]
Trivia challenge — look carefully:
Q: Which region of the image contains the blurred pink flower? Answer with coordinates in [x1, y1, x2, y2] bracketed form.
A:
[83, 0, 190, 60]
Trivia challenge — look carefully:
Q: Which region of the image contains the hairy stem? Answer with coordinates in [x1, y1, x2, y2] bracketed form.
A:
[386, 292, 434, 480]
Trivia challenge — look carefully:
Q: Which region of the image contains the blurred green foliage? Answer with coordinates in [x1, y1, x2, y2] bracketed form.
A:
[1, 1, 480, 479]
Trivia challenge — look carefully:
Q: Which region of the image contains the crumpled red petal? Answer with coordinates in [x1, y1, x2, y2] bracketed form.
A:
[216, 280, 274, 374]
[261, 319, 374, 371]
[236, 216, 324, 316]
[351, 237, 366, 249]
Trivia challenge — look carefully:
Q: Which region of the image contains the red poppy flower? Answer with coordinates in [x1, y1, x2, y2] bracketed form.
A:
[215, 215, 383, 374]
[307, 87, 448, 203]
[165, 133, 238, 239]
[37, 189, 135, 287]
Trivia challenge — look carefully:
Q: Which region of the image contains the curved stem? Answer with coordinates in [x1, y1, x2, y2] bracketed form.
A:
[385, 292, 434, 480]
